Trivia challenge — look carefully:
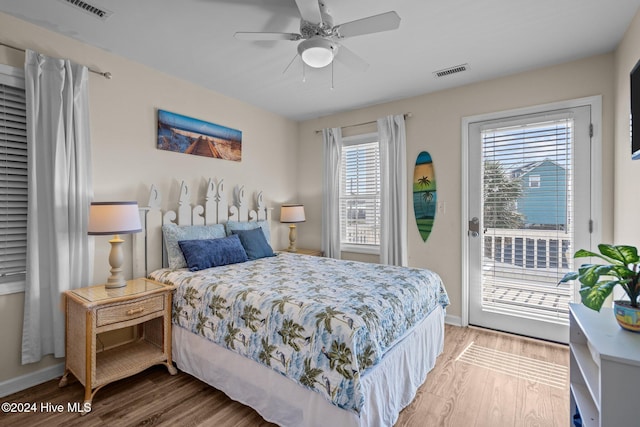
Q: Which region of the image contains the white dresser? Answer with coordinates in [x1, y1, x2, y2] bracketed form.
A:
[569, 302, 640, 426]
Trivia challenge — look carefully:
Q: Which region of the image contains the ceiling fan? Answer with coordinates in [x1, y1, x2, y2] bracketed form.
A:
[234, 0, 401, 72]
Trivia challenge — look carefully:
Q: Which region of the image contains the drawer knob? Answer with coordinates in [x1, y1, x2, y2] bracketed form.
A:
[126, 307, 145, 316]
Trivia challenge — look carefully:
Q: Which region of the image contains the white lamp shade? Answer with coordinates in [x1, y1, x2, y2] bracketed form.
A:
[280, 204, 306, 223]
[298, 38, 336, 68]
[88, 202, 142, 235]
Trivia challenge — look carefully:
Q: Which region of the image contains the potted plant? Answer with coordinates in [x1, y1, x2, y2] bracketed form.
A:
[560, 244, 640, 332]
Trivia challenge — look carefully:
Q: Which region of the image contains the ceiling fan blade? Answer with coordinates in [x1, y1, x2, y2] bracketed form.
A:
[335, 11, 401, 38]
[334, 43, 369, 73]
[234, 32, 301, 41]
[294, 0, 323, 24]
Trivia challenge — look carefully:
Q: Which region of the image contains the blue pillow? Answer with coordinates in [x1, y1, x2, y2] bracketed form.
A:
[225, 220, 271, 244]
[178, 235, 248, 271]
[232, 227, 275, 260]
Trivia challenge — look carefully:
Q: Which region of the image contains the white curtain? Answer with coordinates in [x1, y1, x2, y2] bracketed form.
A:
[22, 50, 93, 364]
[321, 127, 342, 259]
[378, 115, 408, 266]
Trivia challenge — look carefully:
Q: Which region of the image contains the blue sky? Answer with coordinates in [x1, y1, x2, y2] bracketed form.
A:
[158, 109, 242, 142]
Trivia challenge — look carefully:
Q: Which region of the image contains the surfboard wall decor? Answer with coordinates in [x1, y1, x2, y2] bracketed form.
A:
[413, 151, 436, 242]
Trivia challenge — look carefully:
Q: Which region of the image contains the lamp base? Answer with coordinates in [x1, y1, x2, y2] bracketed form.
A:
[105, 278, 127, 289]
[105, 235, 127, 288]
[287, 224, 298, 252]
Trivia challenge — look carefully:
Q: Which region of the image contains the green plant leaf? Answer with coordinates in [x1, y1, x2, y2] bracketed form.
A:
[577, 264, 597, 278]
[577, 265, 601, 287]
[574, 249, 605, 259]
[592, 264, 632, 279]
[610, 265, 636, 279]
[559, 271, 578, 283]
[579, 280, 617, 311]
[598, 244, 639, 264]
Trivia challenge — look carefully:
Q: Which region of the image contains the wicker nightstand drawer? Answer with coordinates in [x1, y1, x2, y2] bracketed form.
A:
[96, 295, 164, 327]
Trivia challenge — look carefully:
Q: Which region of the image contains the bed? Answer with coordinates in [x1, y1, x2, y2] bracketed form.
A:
[133, 179, 449, 427]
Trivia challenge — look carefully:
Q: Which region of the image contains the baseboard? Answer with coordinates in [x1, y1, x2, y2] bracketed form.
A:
[0, 363, 65, 398]
[445, 314, 462, 327]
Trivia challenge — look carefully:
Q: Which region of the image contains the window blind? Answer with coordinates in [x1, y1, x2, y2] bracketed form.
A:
[0, 82, 27, 286]
[340, 141, 380, 247]
[481, 117, 574, 321]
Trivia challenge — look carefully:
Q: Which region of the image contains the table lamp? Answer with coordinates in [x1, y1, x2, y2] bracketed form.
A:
[280, 204, 306, 252]
[88, 201, 142, 288]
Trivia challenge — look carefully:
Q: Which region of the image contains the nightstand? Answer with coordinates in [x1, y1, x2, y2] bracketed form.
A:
[287, 248, 324, 257]
[59, 278, 177, 414]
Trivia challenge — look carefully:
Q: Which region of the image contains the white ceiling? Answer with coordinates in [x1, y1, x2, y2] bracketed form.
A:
[1, 0, 639, 121]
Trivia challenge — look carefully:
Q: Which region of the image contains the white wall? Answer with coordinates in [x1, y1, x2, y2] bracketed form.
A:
[298, 53, 615, 324]
[0, 12, 299, 385]
[614, 11, 640, 246]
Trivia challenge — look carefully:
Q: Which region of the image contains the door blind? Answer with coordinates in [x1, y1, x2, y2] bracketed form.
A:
[340, 141, 380, 247]
[0, 82, 28, 286]
[481, 117, 574, 322]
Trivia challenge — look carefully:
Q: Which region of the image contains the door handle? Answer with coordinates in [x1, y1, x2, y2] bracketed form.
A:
[468, 217, 479, 238]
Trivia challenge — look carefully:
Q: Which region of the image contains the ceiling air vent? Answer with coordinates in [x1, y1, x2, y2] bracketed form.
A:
[433, 63, 469, 78]
[58, 0, 113, 21]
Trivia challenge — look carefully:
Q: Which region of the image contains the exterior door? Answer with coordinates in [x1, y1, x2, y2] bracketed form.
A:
[466, 102, 596, 343]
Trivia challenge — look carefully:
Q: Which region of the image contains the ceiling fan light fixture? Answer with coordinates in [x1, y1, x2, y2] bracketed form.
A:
[298, 37, 336, 68]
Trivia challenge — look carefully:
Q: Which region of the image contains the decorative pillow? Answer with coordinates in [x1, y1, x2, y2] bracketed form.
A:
[162, 223, 226, 269]
[225, 220, 271, 244]
[232, 227, 276, 260]
[178, 235, 248, 271]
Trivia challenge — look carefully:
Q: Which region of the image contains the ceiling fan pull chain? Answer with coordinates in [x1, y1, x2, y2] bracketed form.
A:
[302, 63, 306, 83]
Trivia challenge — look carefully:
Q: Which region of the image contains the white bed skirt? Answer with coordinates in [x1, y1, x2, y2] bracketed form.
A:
[172, 305, 445, 427]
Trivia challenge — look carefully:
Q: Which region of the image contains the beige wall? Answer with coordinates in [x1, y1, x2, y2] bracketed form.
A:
[298, 54, 615, 322]
[614, 11, 640, 246]
[0, 12, 299, 384]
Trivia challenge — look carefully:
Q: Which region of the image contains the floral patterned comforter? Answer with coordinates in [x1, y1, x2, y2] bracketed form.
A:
[149, 252, 449, 414]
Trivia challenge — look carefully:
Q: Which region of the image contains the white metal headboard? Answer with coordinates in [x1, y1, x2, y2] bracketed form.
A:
[133, 178, 271, 277]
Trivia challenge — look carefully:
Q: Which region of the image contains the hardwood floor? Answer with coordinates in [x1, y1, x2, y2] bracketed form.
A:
[397, 325, 569, 427]
[3, 325, 569, 426]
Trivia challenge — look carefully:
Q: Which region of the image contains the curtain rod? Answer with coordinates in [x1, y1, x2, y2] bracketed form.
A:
[0, 41, 112, 79]
[314, 112, 412, 134]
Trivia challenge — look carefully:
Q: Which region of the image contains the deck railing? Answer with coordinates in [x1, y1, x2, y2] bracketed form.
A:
[484, 228, 572, 279]
[482, 228, 573, 321]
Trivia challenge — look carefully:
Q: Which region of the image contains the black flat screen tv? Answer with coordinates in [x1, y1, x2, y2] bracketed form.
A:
[632, 58, 640, 159]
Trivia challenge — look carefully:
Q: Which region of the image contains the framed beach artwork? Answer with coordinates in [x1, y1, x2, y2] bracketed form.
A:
[157, 109, 242, 161]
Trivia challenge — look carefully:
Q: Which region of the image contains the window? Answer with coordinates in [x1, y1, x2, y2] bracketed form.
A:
[528, 174, 540, 188]
[339, 133, 380, 253]
[0, 65, 27, 295]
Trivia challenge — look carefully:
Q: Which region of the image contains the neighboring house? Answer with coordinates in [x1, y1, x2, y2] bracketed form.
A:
[511, 159, 567, 229]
